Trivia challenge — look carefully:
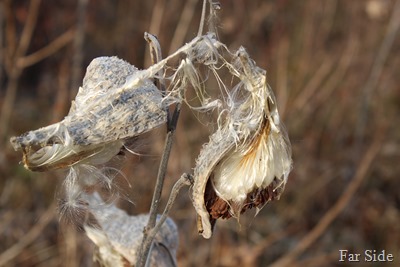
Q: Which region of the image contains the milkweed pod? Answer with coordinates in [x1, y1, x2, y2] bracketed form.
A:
[84, 193, 178, 267]
[192, 48, 292, 239]
[10, 57, 168, 171]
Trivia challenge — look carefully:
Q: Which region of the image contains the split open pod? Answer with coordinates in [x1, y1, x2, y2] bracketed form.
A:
[192, 48, 292, 239]
[10, 56, 168, 172]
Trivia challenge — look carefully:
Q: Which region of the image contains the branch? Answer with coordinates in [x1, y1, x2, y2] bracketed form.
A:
[135, 102, 182, 267]
[197, 0, 207, 37]
[136, 172, 191, 267]
[16, 28, 75, 68]
[270, 131, 384, 267]
[0, 0, 41, 146]
[14, 0, 42, 62]
[355, 0, 400, 150]
[168, 0, 199, 54]
[144, 0, 165, 67]
[0, 203, 56, 266]
[136, 34, 183, 266]
[70, 0, 88, 94]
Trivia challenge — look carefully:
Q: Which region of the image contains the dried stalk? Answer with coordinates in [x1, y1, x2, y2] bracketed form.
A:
[70, 0, 88, 95]
[136, 32, 182, 267]
[144, 0, 165, 67]
[270, 131, 384, 267]
[168, 0, 199, 54]
[144, 32, 167, 98]
[135, 103, 182, 267]
[355, 0, 400, 151]
[0, 203, 56, 266]
[136, 174, 192, 267]
[137, 1, 220, 264]
[197, 0, 207, 37]
[0, 0, 41, 145]
[16, 28, 75, 68]
[8, 1, 293, 266]
[0, 5, 4, 93]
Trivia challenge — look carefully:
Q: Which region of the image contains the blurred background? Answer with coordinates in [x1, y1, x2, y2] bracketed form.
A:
[1, 0, 399, 266]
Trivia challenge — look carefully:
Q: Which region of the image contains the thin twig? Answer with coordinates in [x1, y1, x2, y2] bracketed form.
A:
[143, 32, 167, 233]
[144, 0, 165, 67]
[168, 0, 199, 55]
[3, 0, 16, 75]
[293, 35, 358, 121]
[70, 0, 88, 96]
[147, 126, 175, 225]
[197, 0, 207, 37]
[241, 224, 299, 266]
[293, 55, 334, 112]
[144, 33, 167, 96]
[136, 103, 182, 267]
[355, 0, 400, 150]
[64, 226, 78, 267]
[136, 34, 183, 266]
[0, 0, 41, 146]
[0, 4, 4, 91]
[51, 55, 70, 122]
[123, 35, 206, 91]
[145, 33, 162, 73]
[313, 36, 358, 108]
[270, 131, 384, 267]
[141, 173, 192, 261]
[276, 37, 290, 119]
[0, 203, 56, 266]
[290, 251, 338, 267]
[16, 28, 75, 69]
[14, 0, 41, 62]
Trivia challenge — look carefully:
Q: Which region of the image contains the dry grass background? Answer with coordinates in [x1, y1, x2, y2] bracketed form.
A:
[0, 0, 400, 266]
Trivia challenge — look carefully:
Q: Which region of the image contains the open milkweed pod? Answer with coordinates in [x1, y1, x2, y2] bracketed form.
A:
[10, 56, 168, 171]
[83, 193, 178, 267]
[192, 47, 292, 239]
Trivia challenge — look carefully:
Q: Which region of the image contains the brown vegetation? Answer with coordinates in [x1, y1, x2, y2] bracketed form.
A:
[1, 0, 399, 266]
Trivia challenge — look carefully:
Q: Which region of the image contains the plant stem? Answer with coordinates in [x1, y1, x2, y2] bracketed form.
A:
[139, 173, 192, 267]
[197, 0, 207, 37]
[0, 0, 41, 146]
[136, 103, 182, 267]
[136, 1, 216, 264]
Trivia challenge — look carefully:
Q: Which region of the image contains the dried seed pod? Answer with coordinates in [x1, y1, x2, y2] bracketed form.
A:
[192, 48, 292, 239]
[10, 57, 167, 171]
[84, 193, 178, 267]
